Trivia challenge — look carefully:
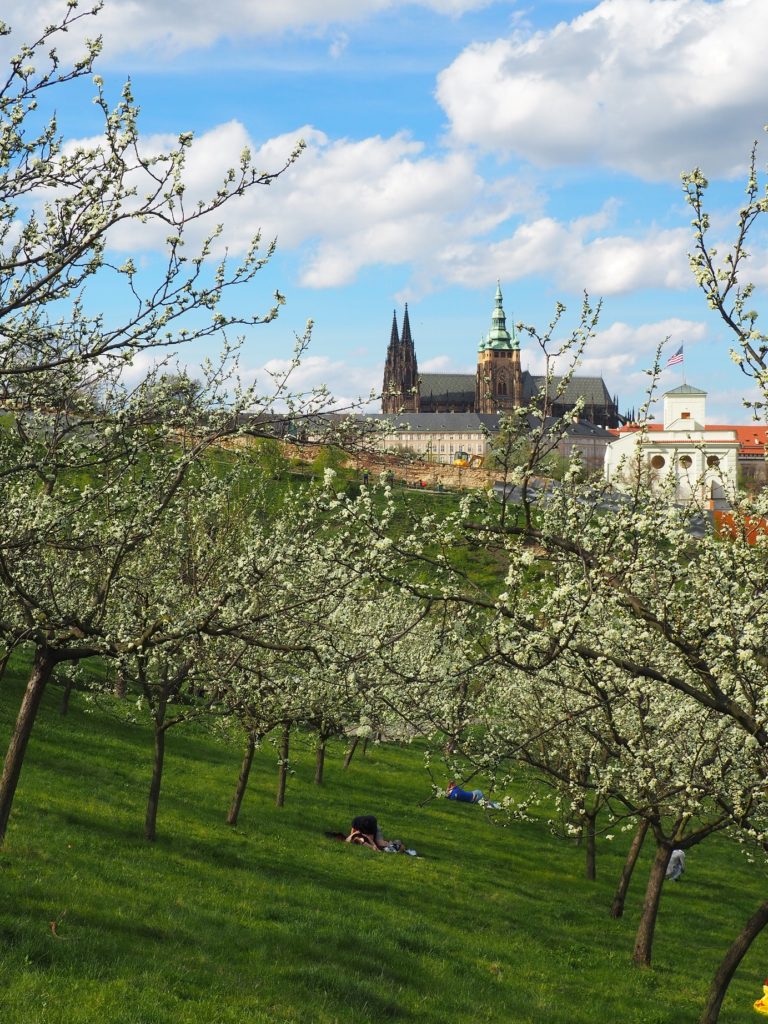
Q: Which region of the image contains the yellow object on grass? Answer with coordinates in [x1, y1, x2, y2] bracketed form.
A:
[754, 980, 768, 1015]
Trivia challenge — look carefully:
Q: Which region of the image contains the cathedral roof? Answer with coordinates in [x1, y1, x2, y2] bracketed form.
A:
[415, 371, 615, 409]
[523, 372, 613, 407]
[419, 372, 475, 403]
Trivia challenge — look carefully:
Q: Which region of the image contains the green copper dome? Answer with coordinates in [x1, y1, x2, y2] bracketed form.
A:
[478, 333, 487, 353]
[486, 282, 517, 351]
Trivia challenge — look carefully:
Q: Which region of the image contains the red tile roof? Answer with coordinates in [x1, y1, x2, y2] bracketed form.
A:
[709, 425, 768, 456]
[616, 422, 767, 455]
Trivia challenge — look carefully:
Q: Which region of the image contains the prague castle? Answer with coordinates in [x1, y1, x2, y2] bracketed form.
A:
[382, 285, 621, 428]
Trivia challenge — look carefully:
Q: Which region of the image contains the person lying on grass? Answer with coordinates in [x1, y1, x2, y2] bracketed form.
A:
[345, 815, 416, 854]
[346, 814, 393, 849]
[446, 781, 500, 809]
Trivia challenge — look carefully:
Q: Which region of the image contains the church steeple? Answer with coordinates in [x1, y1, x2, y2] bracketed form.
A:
[398, 303, 419, 412]
[486, 281, 516, 351]
[401, 303, 413, 348]
[382, 305, 419, 413]
[389, 309, 400, 350]
[476, 282, 522, 413]
[382, 310, 400, 413]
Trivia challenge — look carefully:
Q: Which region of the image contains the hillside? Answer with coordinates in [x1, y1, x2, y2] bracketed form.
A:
[1, 665, 768, 1023]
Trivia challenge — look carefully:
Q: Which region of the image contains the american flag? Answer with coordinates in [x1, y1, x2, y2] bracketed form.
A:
[665, 345, 684, 367]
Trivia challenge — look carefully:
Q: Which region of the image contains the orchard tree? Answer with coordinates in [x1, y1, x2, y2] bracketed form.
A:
[443, 643, 758, 967]
[318, 299, 768, 1019]
[214, 507, 450, 816]
[0, 407, 222, 843]
[0, 4, 302, 398]
[0, 3, 365, 847]
[683, 149, 768, 410]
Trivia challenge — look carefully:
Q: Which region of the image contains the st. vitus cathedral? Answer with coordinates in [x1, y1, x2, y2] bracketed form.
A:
[382, 285, 621, 428]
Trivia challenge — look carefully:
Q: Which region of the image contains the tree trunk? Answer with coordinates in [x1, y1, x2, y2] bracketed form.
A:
[227, 733, 256, 826]
[144, 722, 166, 842]
[0, 647, 12, 691]
[314, 735, 327, 786]
[59, 680, 73, 716]
[632, 842, 671, 966]
[699, 899, 768, 1024]
[114, 670, 127, 699]
[362, 737, 369, 758]
[342, 736, 359, 770]
[611, 819, 649, 918]
[585, 811, 597, 881]
[275, 724, 290, 808]
[0, 647, 57, 845]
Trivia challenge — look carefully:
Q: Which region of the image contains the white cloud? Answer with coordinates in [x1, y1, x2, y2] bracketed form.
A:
[329, 32, 349, 59]
[582, 318, 707, 373]
[705, 385, 765, 423]
[521, 317, 707, 378]
[437, 213, 691, 295]
[3, 0, 491, 60]
[420, 354, 473, 373]
[118, 350, 166, 385]
[95, 120, 543, 289]
[55, 118, 701, 296]
[243, 354, 381, 411]
[437, 0, 768, 180]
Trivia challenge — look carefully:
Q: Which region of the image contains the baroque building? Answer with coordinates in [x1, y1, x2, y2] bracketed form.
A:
[382, 285, 621, 428]
[604, 385, 740, 507]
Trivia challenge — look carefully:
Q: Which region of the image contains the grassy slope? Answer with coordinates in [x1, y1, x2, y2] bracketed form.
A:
[1, 667, 768, 1024]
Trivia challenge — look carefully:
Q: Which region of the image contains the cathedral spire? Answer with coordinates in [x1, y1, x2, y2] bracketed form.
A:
[382, 309, 401, 412]
[382, 304, 419, 413]
[401, 303, 413, 348]
[389, 309, 400, 350]
[399, 302, 418, 400]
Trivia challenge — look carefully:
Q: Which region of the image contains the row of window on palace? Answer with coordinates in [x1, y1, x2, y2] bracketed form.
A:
[392, 434, 484, 441]
[649, 453, 722, 470]
[394, 441, 482, 453]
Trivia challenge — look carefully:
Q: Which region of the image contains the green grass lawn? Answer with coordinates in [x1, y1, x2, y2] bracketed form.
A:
[1, 668, 767, 1024]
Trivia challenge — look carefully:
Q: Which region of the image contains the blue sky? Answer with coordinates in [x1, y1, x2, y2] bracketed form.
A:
[8, 0, 768, 421]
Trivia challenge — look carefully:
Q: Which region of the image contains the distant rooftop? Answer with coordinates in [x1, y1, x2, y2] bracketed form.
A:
[664, 384, 707, 396]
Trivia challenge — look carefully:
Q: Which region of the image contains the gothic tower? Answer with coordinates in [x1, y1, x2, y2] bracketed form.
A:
[382, 310, 400, 413]
[475, 283, 521, 414]
[382, 304, 419, 413]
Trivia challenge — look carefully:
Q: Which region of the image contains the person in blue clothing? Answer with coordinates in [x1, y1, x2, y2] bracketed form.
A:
[446, 781, 500, 807]
[446, 780, 484, 803]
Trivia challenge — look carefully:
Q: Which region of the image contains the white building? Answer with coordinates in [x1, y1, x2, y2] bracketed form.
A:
[604, 385, 739, 507]
[361, 413, 498, 465]
[359, 412, 614, 469]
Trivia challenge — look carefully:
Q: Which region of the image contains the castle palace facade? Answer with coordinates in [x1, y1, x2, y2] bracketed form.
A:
[382, 285, 622, 428]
